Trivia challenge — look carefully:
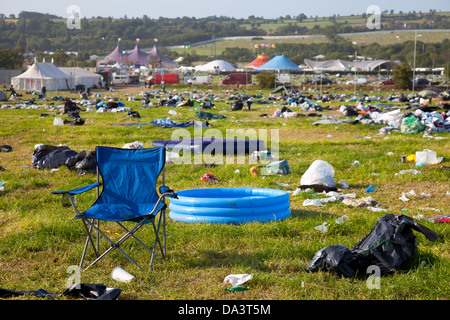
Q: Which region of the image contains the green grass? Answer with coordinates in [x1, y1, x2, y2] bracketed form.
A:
[0, 84, 449, 301]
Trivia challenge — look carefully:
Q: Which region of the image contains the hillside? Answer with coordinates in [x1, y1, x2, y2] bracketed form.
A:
[0, 10, 449, 69]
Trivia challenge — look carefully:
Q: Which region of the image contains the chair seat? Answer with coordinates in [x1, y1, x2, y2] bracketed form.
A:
[77, 202, 165, 222]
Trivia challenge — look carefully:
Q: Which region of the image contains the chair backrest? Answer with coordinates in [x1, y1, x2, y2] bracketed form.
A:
[95, 146, 165, 205]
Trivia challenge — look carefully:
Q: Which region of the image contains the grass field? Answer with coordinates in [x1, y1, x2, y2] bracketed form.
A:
[172, 30, 450, 57]
[0, 83, 449, 303]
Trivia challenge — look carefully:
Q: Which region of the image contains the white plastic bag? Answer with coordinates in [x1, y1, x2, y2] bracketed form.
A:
[300, 160, 336, 187]
[53, 117, 64, 126]
[223, 273, 253, 287]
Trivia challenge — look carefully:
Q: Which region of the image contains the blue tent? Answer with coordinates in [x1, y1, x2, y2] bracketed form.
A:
[256, 54, 300, 71]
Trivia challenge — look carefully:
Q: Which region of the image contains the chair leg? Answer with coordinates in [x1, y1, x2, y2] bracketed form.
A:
[80, 218, 146, 271]
[78, 212, 167, 271]
[80, 219, 100, 270]
[149, 211, 166, 271]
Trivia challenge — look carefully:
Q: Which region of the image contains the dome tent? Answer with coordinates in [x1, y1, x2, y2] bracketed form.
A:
[195, 60, 235, 73]
[11, 62, 72, 91]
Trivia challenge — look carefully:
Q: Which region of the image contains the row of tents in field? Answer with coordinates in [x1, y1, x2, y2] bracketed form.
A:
[9, 42, 401, 92]
[100, 43, 400, 73]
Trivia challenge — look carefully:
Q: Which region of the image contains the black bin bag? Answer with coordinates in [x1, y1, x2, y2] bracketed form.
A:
[306, 214, 438, 278]
[306, 244, 358, 278]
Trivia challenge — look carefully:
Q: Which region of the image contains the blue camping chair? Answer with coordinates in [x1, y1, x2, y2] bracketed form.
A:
[53, 146, 177, 271]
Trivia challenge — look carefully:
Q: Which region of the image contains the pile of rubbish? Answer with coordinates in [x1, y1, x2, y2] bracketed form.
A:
[31, 144, 96, 175]
[338, 103, 450, 134]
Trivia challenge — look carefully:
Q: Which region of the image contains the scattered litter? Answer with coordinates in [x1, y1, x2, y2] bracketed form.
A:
[365, 185, 375, 193]
[249, 166, 258, 177]
[53, 117, 64, 126]
[314, 222, 328, 233]
[122, 141, 144, 149]
[415, 149, 443, 165]
[399, 193, 410, 202]
[420, 192, 431, 198]
[260, 159, 291, 175]
[251, 150, 272, 162]
[303, 199, 324, 207]
[342, 196, 377, 207]
[224, 273, 253, 292]
[201, 173, 219, 183]
[395, 169, 421, 176]
[300, 160, 336, 188]
[352, 160, 360, 167]
[429, 214, 450, 223]
[338, 179, 349, 189]
[335, 215, 349, 224]
[276, 182, 289, 187]
[367, 206, 387, 212]
[111, 267, 134, 283]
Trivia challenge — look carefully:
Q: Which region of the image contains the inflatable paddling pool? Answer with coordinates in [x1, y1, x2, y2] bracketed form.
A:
[168, 188, 291, 224]
[152, 138, 265, 155]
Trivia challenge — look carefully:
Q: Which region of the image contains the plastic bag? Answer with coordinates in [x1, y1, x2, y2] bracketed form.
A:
[306, 214, 438, 278]
[300, 160, 336, 188]
[260, 160, 291, 175]
[400, 115, 425, 134]
[224, 274, 253, 287]
[122, 141, 144, 149]
[306, 244, 357, 278]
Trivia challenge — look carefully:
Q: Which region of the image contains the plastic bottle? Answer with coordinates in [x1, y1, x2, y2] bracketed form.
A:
[365, 185, 375, 193]
[226, 286, 249, 292]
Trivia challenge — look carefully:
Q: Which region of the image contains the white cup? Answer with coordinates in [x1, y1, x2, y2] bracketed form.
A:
[111, 267, 135, 283]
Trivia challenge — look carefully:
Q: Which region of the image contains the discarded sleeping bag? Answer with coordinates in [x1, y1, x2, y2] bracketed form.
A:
[306, 214, 438, 278]
[195, 110, 226, 120]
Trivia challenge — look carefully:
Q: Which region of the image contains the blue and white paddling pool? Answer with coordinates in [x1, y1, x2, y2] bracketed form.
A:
[168, 188, 291, 225]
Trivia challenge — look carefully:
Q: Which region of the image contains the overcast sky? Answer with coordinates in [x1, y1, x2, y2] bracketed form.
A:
[2, 0, 449, 19]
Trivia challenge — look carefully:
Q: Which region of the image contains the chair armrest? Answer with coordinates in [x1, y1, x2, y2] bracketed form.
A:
[159, 186, 178, 199]
[52, 183, 102, 196]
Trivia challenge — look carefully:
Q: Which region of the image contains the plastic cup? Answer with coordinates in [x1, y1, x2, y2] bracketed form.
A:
[111, 267, 135, 283]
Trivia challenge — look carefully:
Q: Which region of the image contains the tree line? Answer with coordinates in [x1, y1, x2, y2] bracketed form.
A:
[0, 11, 449, 70]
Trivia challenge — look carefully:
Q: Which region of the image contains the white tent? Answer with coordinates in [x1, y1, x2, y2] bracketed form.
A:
[11, 62, 72, 91]
[194, 60, 235, 73]
[304, 59, 400, 72]
[60, 67, 103, 88]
